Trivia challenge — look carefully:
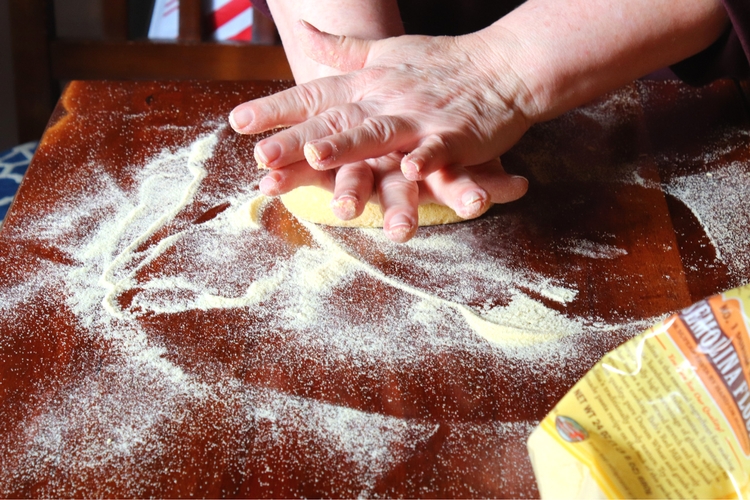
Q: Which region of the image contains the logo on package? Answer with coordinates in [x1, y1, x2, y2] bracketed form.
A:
[556, 415, 588, 443]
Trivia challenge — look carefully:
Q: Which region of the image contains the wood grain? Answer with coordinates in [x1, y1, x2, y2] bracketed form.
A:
[50, 41, 292, 81]
[0, 80, 748, 498]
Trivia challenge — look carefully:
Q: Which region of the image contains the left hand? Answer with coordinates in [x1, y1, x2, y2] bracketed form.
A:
[258, 153, 528, 242]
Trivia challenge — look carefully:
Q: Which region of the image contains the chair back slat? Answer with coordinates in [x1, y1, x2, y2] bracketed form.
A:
[102, 0, 128, 41]
[179, 0, 203, 41]
[9, 0, 56, 142]
[252, 9, 280, 45]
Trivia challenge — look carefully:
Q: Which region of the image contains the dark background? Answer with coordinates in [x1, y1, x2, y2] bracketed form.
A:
[0, 0, 523, 150]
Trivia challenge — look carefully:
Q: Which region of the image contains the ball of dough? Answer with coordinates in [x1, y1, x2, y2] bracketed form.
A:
[280, 185, 472, 227]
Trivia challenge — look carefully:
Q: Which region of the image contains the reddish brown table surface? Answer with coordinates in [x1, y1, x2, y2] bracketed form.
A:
[1, 80, 749, 498]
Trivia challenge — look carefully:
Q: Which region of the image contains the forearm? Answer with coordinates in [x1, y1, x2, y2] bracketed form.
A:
[267, 0, 404, 83]
[474, 0, 729, 122]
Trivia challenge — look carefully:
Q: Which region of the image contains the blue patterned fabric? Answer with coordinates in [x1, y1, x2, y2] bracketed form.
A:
[0, 142, 38, 223]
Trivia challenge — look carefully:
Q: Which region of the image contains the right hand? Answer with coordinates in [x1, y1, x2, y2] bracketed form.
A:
[258, 153, 529, 243]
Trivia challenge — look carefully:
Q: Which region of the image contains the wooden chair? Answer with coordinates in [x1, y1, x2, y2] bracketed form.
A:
[9, 0, 293, 142]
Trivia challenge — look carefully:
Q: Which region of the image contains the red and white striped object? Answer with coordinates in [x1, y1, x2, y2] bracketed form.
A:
[149, 0, 253, 41]
[205, 0, 254, 42]
[163, 0, 180, 18]
[148, 0, 180, 39]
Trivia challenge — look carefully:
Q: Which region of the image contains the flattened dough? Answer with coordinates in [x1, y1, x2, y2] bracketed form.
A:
[280, 185, 470, 227]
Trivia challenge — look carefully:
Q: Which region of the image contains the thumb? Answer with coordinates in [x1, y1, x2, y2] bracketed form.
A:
[295, 19, 372, 72]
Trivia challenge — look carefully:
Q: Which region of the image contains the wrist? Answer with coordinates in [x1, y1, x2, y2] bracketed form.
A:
[473, 0, 729, 123]
[268, 0, 404, 85]
[460, 26, 545, 129]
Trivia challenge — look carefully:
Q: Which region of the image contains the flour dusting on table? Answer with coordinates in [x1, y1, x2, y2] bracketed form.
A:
[665, 162, 750, 280]
[0, 126, 654, 497]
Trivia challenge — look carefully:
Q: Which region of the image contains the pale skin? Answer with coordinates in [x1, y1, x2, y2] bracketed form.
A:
[230, 0, 729, 242]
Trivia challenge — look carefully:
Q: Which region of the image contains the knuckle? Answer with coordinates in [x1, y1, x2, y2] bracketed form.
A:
[345, 164, 374, 185]
[358, 67, 387, 84]
[430, 133, 451, 151]
[293, 84, 325, 114]
[426, 166, 453, 185]
[363, 116, 397, 144]
[318, 108, 351, 133]
[284, 128, 307, 149]
[381, 177, 418, 198]
[417, 134, 453, 167]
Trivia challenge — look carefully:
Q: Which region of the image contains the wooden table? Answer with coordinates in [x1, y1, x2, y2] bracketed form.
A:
[0, 80, 749, 498]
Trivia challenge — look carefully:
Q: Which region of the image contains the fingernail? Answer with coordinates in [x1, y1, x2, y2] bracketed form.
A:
[510, 175, 529, 198]
[462, 190, 485, 207]
[511, 174, 529, 191]
[259, 175, 279, 195]
[331, 195, 358, 220]
[387, 214, 415, 242]
[304, 141, 333, 168]
[256, 142, 281, 166]
[230, 108, 254, 131]
[401, 158, 422, 180]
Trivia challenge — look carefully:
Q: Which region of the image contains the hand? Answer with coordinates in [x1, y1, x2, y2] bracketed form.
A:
[257, 154, 528, 243]
[230, 20, 536, 183]
[231, 0, 728, 243]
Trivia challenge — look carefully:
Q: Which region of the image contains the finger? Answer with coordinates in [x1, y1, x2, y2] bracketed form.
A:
[466, 159, 529, 204]
[401, 134, 456, 181]
[254, 103, 372, 169]
[331, 163, 375, 220]
[295, 20, 371, 72]
[304, 115, 417, 170]
[421, 166, 491, 220]
[375, 168, 419, 243]
[258, 160, 335, 196]
[229, 73, 359, 134]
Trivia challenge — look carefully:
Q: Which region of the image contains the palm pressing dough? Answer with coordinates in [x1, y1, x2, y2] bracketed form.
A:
[280, 185, 473, 227]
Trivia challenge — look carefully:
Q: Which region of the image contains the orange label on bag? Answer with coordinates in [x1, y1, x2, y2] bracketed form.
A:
[671, 296, 750, 454]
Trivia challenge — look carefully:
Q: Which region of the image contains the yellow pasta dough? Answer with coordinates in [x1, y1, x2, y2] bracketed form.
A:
[280, 185, 471, 227]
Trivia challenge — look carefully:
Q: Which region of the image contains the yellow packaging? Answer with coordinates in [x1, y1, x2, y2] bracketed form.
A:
[528, 283, 750, 499]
